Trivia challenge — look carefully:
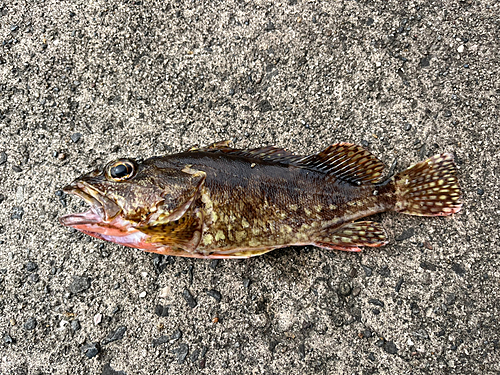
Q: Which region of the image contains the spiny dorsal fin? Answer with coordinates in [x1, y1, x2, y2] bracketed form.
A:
[191, 141, 385, 184]
[192, 141, 305, 165]
[296, 143, 385, 184]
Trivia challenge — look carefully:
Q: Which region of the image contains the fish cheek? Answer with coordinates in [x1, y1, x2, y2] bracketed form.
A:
[145, 169, 206, 225]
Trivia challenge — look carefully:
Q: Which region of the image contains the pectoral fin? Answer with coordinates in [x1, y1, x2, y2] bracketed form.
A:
[314, 221, 388, 252]
[139, 209, 203, 252]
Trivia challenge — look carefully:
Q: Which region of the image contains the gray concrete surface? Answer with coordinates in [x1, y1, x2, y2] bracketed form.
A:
[0, 0, 499, 374]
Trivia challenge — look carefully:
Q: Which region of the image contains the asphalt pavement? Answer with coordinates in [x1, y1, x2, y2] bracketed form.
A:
[0, 0, 499, 374]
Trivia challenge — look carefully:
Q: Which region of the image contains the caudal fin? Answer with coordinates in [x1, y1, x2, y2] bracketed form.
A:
[394, 153, 462, 216]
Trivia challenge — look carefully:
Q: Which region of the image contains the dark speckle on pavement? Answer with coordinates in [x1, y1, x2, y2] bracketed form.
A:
[69, 276, 90, 294]
[102, 363, 127, 375]
[182, 289, 197, 308]
[70, 133, 82, 143]
[206, 289, 222, 302]
[101, 326, 127, 345]
[452, 263, 466, 276]
[24, 318, 37, 331]
[81, 342, 100, 359]
[395, 228, 414, 242]
[384, 341, 398, 355]
[173, 343, 189, 364]
[154, 305, 169, 317]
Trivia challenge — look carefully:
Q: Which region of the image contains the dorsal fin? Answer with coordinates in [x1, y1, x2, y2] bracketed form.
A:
[189, 141, 385, 184]
[296, 143, 385, 184]
[191, 140, 305, 164]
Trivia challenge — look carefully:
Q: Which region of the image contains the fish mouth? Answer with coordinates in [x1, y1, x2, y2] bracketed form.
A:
[59, 181, 121, 227]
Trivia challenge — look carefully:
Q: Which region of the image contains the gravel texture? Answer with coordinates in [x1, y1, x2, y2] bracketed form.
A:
[0, 0, 499, 374]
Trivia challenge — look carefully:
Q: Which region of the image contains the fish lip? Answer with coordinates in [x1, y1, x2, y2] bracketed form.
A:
[59, 181, 121, 226]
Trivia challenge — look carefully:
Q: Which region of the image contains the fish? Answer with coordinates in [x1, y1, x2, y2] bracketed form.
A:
[59, 141, 462, 259]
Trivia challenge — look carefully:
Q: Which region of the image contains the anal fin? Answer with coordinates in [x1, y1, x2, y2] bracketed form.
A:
[314, 221, 388, 252]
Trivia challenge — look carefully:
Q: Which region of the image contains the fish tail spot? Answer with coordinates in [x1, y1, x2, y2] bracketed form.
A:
[394, 153, 462, 217]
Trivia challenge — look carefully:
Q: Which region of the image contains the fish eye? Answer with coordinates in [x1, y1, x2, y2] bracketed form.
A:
[107, 159, 137, 181]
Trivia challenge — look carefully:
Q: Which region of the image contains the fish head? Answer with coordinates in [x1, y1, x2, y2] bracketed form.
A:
[59, 158, 205, 250]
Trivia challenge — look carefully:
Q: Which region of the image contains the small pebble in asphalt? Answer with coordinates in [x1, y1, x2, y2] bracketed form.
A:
[206, 289, 222, 302]
[29, 273, 39, 283]
[152, 335, 169, 347]
[102, 363, 127, 375]
[24, 318, 37, 330]
[378, 265, 391, 277]
[395, 278, 404, 292]
[362, 266, 372, 277]
[173, 343, 189, 364]
[452, 263, 466, 275]
[338, 282, 351, 296]
[71, 133, 82, 143]
[170, 329, 182, 342]
[410, 302, 420, 315]
[4, 334, 14, 344]
[25, 261, 38, 272]
[154, 305, 169, 317]
[395, 228, 414, 241]
[71, 319, 81, 331]
[264, 21, 275, 31]
[69, 276, 90, 294]
[94, 313, 103, 325]
[81, 342, 100, 359]
[190, 349, 200, 363]
[298, 343, 305, 359]
[368, 298, 385, 307]
[11, 206, 24, 220]
[102, 326, 127, 345]
[384, 340, 398, 354]
[182, 289, 197, 308]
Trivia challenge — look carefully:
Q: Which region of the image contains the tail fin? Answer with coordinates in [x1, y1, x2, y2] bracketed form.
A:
[393, 153, 462, 216]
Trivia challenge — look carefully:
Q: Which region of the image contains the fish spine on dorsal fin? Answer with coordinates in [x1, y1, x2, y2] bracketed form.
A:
[193, 142, 306, 165]
[191, 142, 385, 183]
[295, 143, 385, 184]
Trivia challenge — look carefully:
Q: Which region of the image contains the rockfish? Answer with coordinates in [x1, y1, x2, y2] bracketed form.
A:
[60, 141, 462, 258]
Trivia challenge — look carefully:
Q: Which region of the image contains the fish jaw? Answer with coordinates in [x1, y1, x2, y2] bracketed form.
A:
[59, 181, 158, 251]
[60, 210, 162, 251]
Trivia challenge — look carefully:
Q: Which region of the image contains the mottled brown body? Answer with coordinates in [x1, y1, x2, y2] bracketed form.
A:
[60, 142, 462, 258]
[147, 151, 389, 256]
